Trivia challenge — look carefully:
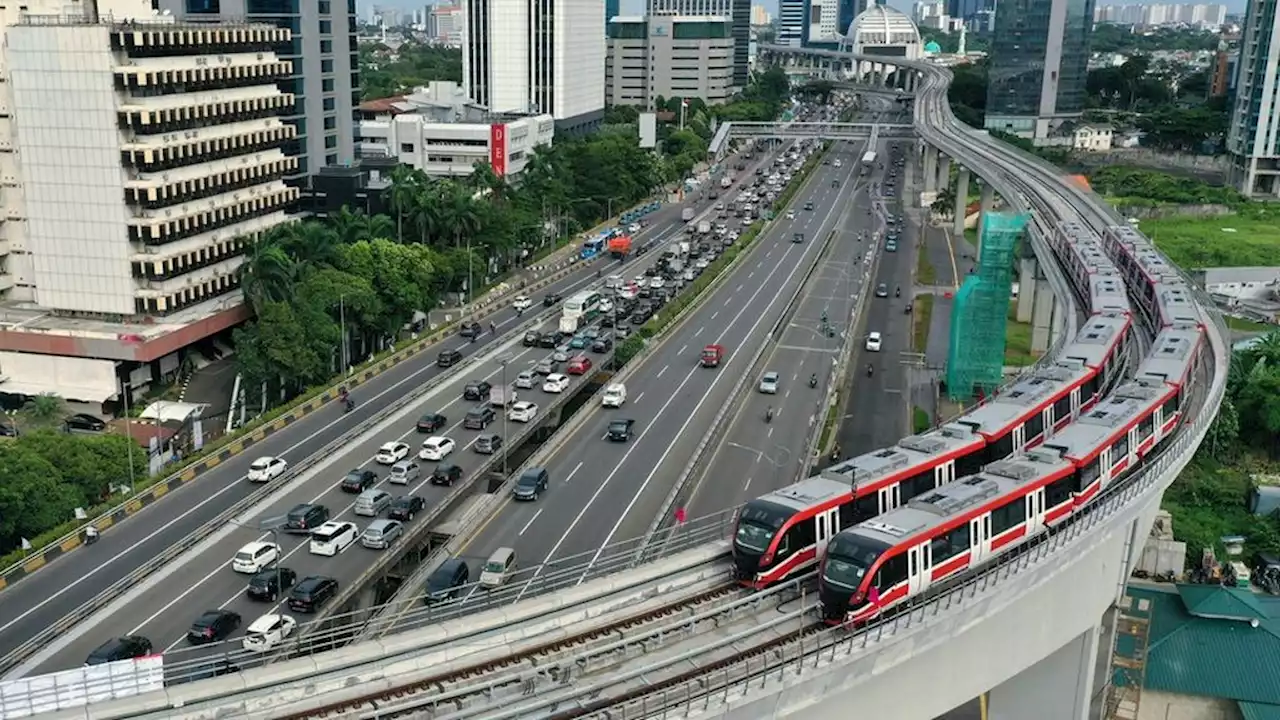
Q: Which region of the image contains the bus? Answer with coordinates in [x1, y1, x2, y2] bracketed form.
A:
[563, 290, 604, 324]
[860, 151, 876, 177]
[581, 232, 610, 260]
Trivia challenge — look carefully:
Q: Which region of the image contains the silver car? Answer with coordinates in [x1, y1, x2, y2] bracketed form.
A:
[552, 346, 571, 363]
[758, 371, 779, 394]
[361, 519, 403, 550]
[515, 370, 537, 389]
[388, 460, 421, 485]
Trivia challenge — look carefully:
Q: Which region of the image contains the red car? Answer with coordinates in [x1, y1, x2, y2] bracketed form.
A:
[567, 355, 593, 375]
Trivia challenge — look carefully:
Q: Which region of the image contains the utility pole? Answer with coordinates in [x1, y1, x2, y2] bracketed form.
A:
[338, 295, 347, 374]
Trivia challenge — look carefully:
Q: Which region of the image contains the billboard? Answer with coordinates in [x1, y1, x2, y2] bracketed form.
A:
[639, 112, 657, 149]
[489, 124, 507, 176]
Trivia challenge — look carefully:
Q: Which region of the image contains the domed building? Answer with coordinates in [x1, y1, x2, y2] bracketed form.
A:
[842, 4, 923, 61]
[924, 40, 942, 55]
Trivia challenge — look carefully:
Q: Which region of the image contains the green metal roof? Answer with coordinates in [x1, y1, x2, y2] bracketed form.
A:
[1124, 586, 1280, 705]
[1177, 584, 1273, 622]
[1239, 702, 1280, 720]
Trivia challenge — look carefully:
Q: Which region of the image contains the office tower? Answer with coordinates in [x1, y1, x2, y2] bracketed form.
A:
[159, 0, 359, 180]
[649, 0, 749, 89]
[463, 0, 605, 133]
[0, 0, 296, 402]
[984, 0, 1094, 142]
[779, 0, 805, 45]
[805, 0, 858, 46]
[751, 4, 772, 24]
[607, 0, 620, 29]
[1227, 0, 1280, 196]
[606, 15, 735, 107]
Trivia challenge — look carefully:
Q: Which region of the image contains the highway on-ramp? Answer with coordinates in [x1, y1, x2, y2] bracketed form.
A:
[456, 144, 866, 602]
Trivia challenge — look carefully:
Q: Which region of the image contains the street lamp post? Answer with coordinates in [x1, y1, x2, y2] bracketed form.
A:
[499, 355, 513, 477]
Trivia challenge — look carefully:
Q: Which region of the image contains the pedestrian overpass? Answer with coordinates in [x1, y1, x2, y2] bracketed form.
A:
[709, 121, 914, 155]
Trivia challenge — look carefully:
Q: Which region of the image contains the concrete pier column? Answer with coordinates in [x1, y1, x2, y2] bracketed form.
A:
[1031, 276, 1056, 353]
[953, 167, 970, 235]
[988, 624, 1100, 720]
[976, 183, 995, 248]
[937, 154, 952, 194]
[1050, 296, 1065, 347]
[1016, 258, 1037, 323]
[923, 146, 938, 194]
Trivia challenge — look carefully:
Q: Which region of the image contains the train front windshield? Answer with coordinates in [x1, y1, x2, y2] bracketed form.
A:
[734, 501, 790, 554]
[822, 535, 882, 590]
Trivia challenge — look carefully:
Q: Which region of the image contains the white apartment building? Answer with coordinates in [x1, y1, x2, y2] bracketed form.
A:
[433, 4, 464, 46]
[0, 1, 296, 403]
[606, 15, 735, 107]
[462, 0, 605, 134]
[1226, 0, 1280, 197]
[357, 82, 554, 178]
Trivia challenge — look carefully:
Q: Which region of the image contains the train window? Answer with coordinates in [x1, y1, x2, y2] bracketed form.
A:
[1079, 461, 1100, 491]
[930, 524, 970, 563]
[1138, 415, 1153, 443]
[854, 493, 879, 522]
[1053, 396, 1072, 422]
[1162, 396, 1178, 418]
[878, 553, 908, 587]
[904, 472, 934, 500]
[990, 433, 1014, 460]
[991, 497, 1026, 535]
[956, 452, 983, 478]
[1026, 412, 1044, 442]
[1082, 376, 1098, 403]
[1113, 434, 1129, 461]
[1046, 477, 1073, 507]
[793, 519, 815, 549]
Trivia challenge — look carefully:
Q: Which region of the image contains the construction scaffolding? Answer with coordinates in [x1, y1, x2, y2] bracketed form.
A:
[1106, 593, 1153, 720]
[945, 212, 1028, 403]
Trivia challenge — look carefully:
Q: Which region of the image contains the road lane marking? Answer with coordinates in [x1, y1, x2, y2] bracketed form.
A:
[518, 509, 543, 536]
[656, 365, 668, 379]
[634, 392, 645, 403]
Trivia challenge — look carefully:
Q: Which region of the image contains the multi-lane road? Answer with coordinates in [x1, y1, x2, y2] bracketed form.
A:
[459, 145, 864, 595]
[6, 145, 776, 675]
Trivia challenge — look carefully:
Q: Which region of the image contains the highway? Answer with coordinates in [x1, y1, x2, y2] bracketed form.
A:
[458, 144, 864, 597]
[683, 140, 894, 517]
[12, 145, 778, 675]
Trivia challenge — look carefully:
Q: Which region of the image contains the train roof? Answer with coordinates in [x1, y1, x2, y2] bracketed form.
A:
[1089, 274, 1131, 314]
[749, 476, 850, 514]
[955, 363, 1092, 436]
[1154, 282, 1201, 327]
[848, 450, 1075, 546]
[1041, 379, 1172, 461]
[1137, 326, 1202, 385]
[826, 424, 985, 490]
[1060, 312, 1131, 368]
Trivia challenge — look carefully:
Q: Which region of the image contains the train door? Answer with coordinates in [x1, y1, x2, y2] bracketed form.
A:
[907, 543, 931, 596]
[1025, 488, 1046, 536]
[878, 483, 901, 513]
[1098, 447, 1114, 488]
[933, 460, 955, 488]
[969, 514, 992, 564]
[814, 507, 840, 556]
[1012, 424, 1027, 452]
[1070, 387, 1081, 419]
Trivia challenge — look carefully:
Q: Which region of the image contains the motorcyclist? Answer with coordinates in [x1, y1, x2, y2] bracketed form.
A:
[866, 363, 874, 377]
[765, 406, 774, 423]
[895, 286, 901, 298]
[489, 321, 496, 335]
[809, 373, 818, 388]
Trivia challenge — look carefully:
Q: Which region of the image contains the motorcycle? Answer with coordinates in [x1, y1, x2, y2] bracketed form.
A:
[344, 398, 355, 413]
[866, 364, 874, 377]
[765, 407, 774, 423]
[905, 303, 913, 314]
[809, 374, 818, 388]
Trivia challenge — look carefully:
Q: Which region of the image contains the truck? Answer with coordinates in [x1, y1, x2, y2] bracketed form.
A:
[559, 315, 580, 334]
[678, 240, 691, 256]
[681, 207, 695, 222]
[697, 220, 711, 235]
[489, 384, 517, 408]
[607, 234, 632, 259]
[720, 176, 732, 189]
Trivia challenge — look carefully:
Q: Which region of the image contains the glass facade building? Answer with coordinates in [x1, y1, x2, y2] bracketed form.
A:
[1226, 0, 1280, 196]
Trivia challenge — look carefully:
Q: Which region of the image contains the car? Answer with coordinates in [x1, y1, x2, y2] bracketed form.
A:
[309, 521, 358, 556]
[607, 418, 635, 442]
[247, 456, 288, 482]
[508, 401, 538, 423]
[512, 467, 549, 501]
[430, 463, 463, 486]
[542, 373, 570, 393]
[552, 346, 571, 363]
[246, 566, 296, 601]
[533, 359, 557, 376]
[601, 383, 626, 407]
[513, 295, 532, 311]
[85, 636, 152, 665]
[423, 558, 470, 604]
[187, 609, 241, 644]
[542, 293, 561, 307]
[591, 336, 613, 353]
[786, 210, 796, 220]
[866, 331, 883, 352]
[361, 519, 404, 549]
[416, 412, 447, 433]
[523, 330, 541, 347]
[473, 433, 503, 454]
[758, 371, 780, 394]
[464, 405, 496, 429]
[388, 495, 426, 521]
[233, 541, 281, 574]
[792, 232, 804, 244]
[804, 201, 814, 210]
[569, 335, 588, 350]
[479, 547, 517, 588]
[340, 469, 377, 493]
[242, 613, 298, 653]
[875, 283, 889, 298]
[64, 413, 106, 432]
[537, 333, 558, 349]
[885, 240, 898, 252]
[515, 369, 537, 389]
[459, 321, 482, 338]
[288, 576, 339, 613]
[463, 380, 492, 401]
[388, 460, 421, 485]
[284, 503, 329, 533]
[419, 436, 456, 461]
[567, 355, 592, 375]
[375, 441, 410, 465]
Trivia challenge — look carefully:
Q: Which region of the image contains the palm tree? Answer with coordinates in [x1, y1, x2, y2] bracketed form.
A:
[931, 186, 957, 219]
[388, 165, 423, 242]
[367, 213, 395, 240]
[22, 392, 64, 429]
[331, 206, 371, 245]
[411, 190, 444, 245]
[238, 235, 295, 312]
[441, 185, 482, 249]
[278, 222, 341, 272]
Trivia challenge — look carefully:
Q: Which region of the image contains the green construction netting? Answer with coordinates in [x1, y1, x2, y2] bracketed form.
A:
[945, 212, 1029, 403]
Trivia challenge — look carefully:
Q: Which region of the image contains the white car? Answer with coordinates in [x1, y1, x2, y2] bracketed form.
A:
[601, 383, 627, 408]
[508, 401, 539, 423]
[242, 613, 297, 653]
[247, 456, 287, 482]
[309, 521, 358, 557]
[375, 441, 410, 465]
[419, 436, 456, 461]
[866, 331, 883, 352]
[513, 295, 532, 311]
[599, 299, 614, 313]
[232, 541, 280, 573]
[786, 210, 796, 220]
[542, 373, 570, 393]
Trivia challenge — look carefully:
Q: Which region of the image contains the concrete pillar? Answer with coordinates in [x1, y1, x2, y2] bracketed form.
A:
[1016, 258, 1037, 323]
[1051, 296, 1065, 347]
[976, 182, 995, 249]
[923, 146, 938, 194]
[1031, 276, 1056, 353]
[937, 154, 952, 194]
[953, 167, 970, 236]
[988, 624, 1100, 720]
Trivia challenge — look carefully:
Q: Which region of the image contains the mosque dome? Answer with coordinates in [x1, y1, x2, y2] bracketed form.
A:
[925, 40, 942, 54]
[845, 4, 923, 58]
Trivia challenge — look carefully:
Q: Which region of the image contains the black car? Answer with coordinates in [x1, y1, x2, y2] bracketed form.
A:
[607, 418, 635, 442]
[463, 380, 492, 401]
[591, 337, 614, 353]
[600, 315, 614, 329]
[523, 331, 541, 347]
[187, 609, 241, 644]
[246, 567, 297, 601]
[430, 463, 463, 486]
[389, 495, 426, 521]
[64, 413, 106, 432]
[437, 348, 463, 367]
[474, 433, 502, 454]
[512, 467, 549, 501]
[340, 469, 377, 493]
[537, 333, 558, 349]
[424, 559, 469, 605]
[416, 412, 447, 433]
[85, 636, 152, 665]
[459, 321, 482, 338]
[289, 576, 339, 613]
[464, 405, 495, 430]
[543, 293, 561, 307]
[284, 503, 330, 533]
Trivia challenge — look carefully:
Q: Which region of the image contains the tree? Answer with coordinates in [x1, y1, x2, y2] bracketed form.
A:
[21, 393, 64, 430]
[931, 186, 957, 218]
[358, 42, 461, 101]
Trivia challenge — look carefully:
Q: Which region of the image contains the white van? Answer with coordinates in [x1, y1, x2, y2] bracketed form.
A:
[601, 383, 627, 408]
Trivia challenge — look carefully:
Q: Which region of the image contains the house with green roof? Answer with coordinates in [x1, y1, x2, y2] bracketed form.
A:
[1113, 583, 1280, 720]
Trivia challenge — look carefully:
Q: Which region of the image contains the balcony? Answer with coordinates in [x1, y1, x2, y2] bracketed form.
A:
[125, 151, 296, 208]
[129, 184, 297, 246]
[118, 86, 294, 135]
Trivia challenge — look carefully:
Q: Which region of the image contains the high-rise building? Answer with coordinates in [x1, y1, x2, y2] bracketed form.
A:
[648, 0, 749, 89]
[606, 15, 735, 107]
[804, 0, 858, 47]
[751, 3, 772, 24]
[158, 0, 359, 182]
[432, 4, 464, 45]
[607, 0, 620, 29]
[1226, 0, 1280, 196]
[984, 0, 1094, 143]
[0, 0, 297, 403]
[778, 0, 805, 45]
[463, 0, 605, 133]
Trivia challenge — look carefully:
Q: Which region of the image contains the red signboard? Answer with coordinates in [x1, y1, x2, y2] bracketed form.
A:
[489, 124, 507, 177]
